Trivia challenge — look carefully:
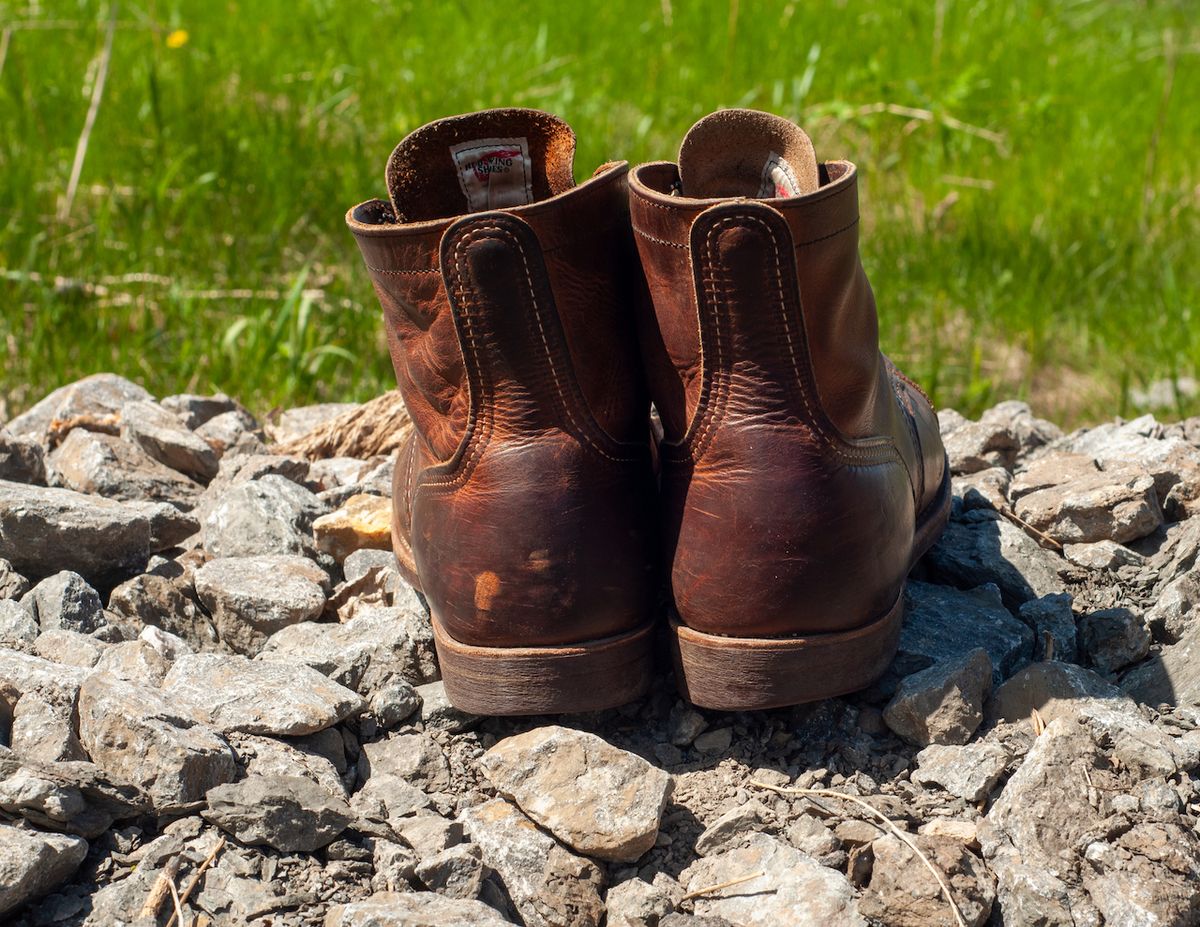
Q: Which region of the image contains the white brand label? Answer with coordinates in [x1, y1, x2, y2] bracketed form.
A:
[758, 151, 803, 198]
[449, 136, 534, 212]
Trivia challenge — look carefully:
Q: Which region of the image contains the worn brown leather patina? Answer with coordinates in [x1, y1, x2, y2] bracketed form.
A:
[347, 109, 658, 715]
[630, 109, 951, 710]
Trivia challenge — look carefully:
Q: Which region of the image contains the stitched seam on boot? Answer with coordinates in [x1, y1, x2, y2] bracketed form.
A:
[422, 224, 641, 490]
[682, 212, 899, 468]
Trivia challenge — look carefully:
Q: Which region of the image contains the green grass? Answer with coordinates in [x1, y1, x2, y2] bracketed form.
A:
[2, 0, 1197, 426]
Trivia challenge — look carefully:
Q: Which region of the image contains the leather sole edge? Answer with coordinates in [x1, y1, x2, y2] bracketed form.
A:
[431, 617, 656, 716]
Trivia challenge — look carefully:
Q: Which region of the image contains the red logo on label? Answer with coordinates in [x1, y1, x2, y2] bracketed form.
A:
[471, 149, 521, 180]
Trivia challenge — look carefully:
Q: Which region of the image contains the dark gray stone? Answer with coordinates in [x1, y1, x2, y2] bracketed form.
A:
[892, 581, 1034, 689]
[926, 510, 1066, 609]
[0, 481, 152, 580]
[0, 429, 46, 484]
[120, 399, 220, 482]
[203, 774, 351, 852]
[24, 571, 105, 634]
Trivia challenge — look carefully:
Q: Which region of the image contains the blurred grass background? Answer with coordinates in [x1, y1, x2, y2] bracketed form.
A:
[1, 0, 1197, 426]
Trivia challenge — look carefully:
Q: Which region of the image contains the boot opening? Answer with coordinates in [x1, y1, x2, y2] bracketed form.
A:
[385, 108, 577, 223]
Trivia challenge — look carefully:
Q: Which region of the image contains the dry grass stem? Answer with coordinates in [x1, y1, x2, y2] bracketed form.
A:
[851, 101, 1006, 151]
[750, 780, 969, 927]
[60, 5, 118, 223]
[165, 836, 225, 927]
[998, 507, 1064, 551]
[679, 870, 766, 902]
[137, 854, 180, 918]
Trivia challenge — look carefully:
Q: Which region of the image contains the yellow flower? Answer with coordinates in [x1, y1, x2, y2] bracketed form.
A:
[166, 29, 189, 49]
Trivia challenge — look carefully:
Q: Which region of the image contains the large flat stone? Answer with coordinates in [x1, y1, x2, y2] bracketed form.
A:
[0, 480, 152, 580]
[481, 726, 673, 863]
[0, 823, 89, 916]
[460, 797, 605, 927]
[161, 652, 364, 736]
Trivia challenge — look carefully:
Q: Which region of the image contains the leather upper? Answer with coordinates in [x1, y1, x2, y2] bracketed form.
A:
[630, 159, 947, 639]
[348, 156, 657, 648]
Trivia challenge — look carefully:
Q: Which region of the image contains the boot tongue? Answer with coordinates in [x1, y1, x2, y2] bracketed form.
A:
[386, 108, 577, 222]
[677, 108, 820, 200]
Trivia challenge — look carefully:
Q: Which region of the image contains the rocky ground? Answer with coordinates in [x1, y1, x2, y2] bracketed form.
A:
[1, 374, 1200, 926]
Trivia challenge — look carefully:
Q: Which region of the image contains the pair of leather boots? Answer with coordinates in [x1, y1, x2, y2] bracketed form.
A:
[347, 107, 950, 716]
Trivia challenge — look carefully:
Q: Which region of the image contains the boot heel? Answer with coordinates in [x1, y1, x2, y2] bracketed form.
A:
[669, 594, 905, 711]
[432, 618, 656, 716]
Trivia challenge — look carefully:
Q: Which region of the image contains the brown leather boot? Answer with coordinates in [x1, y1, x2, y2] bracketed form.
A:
[630, 109, 951, 710]
[347, 109, 658, 715]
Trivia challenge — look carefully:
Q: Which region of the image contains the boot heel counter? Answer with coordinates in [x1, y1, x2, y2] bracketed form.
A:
[414, 213, 656, 647]
[668, 202, 912, 636]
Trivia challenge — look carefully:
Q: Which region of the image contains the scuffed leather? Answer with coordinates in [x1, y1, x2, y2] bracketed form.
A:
[349, 166, 657, 648]
[631, 163, 947, 639]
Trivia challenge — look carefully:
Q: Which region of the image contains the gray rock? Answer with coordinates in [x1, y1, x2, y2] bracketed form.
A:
[107, 572, 216, 649]
[1122, 616, 1200, 708]
[926, 511, 1066, 609]
[160, 392, 241, 430]
[460, 797, 606, 927]
[0, 480, 152, 579]
[694, 800, 769, 856]
[939, 403, 1059, 475]
[481, 725, 673, 863]
[394, 811, 464, 858]
[121, 499, 200, 548]
[195, 408, 265, 457]
[343, 547, 402, 584]
[0, 651, 89, 752]
[34, 629, 106, 667]
[161, 651, 363, 736]
[76, 671, 235, 810]
[6, 373, 151, 443]
[416, 843, 487, 899]
[308, 456, 376, 491]
[952, 466, 1011, 512]
[0, 598, 36, 643]
[1014, 460, 1163, 544]
[0, 557, 29, 599]
[682, 833, 865, 927]
[0, 823, 89, 916]
[1079, 607, 1151, 674]
[0, 429, 46, 484]
[861, 833, 995, 927]
[668, 703, 708, 747]
[0, 748, 147, 838]
[50, 429, 201, 507]
[371, 679, 422, 728]
[202, 774, 351, 852]
[325, 891, 512, 927]
[785, 814, 845, 868]
[892, 582, 1033, 688]
[10, 689, 85, 763]
[1062, 539, 1145, 571]
[193, 554, 327, 654]
[93, 638, 173, 684]
[202, 474, 325, 558]
[912, 742, 1009, 802]
[416, 680, 479, 733]
[988, 661, 1135, 724]
[1146, 572, 1200, 642]
[693, 726, 733, 755]
[884, 648, 992, 746]
[232, 731, 345, 797]
[1065, 414, 1200, 519]
[259, 604, 438, 693]
[1017, 593, 1077, 662]
[120, 399, 220, 481]
[23, 570, 104, 633]
[980, 707, 1200, 925]
[351, 773, 433, 836]
[269, 402, 358, 443]
[358, 732, 450, 793]
[605, 876, 676, 927]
